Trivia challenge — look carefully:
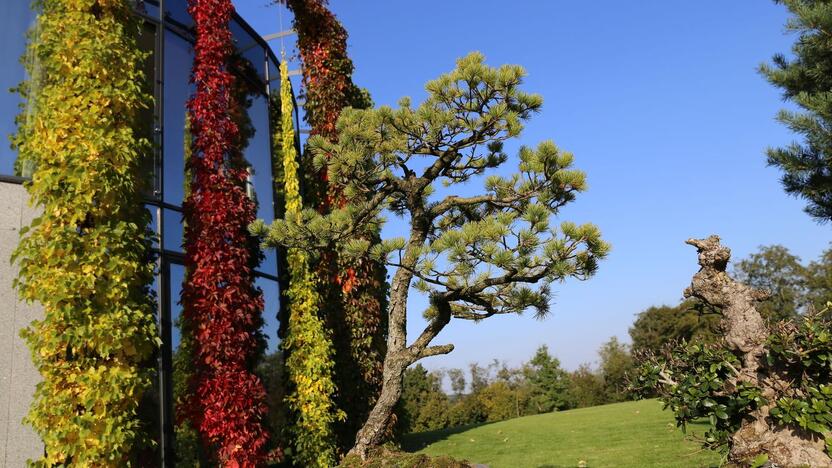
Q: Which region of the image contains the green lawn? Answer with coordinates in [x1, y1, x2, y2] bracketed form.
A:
[401, 399, 724, 468]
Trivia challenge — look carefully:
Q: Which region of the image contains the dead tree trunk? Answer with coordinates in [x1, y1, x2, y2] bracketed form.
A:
[684, 235, 830, 467]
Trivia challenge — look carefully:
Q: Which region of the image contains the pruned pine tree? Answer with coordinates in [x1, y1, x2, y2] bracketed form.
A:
[253, 52, 609, 458]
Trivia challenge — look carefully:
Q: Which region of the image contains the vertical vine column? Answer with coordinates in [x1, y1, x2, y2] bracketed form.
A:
[12, 0, 158, 465]
[279, 0, 389, 450]
[277, 60, 342, 468]
[182, 0, 269, 464]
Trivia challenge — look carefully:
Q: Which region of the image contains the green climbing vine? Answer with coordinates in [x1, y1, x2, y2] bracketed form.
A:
[12, 0, 158, 465]
[277, 60, 343, 467]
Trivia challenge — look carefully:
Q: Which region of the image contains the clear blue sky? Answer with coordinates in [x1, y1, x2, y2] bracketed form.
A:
[235, 1, 829, 372]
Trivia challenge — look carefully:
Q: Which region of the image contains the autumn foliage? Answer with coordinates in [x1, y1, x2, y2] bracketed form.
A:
[181, 0, 269, 464]
[275, 60, 343, 468]
[279, 0, 388, 451]
[12, 0, 158, 465]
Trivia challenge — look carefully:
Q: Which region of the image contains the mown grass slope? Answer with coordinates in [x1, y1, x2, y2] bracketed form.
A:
[402, 399, 724, 468]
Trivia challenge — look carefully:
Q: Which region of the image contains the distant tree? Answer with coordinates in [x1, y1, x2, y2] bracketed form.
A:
[469, 362, 493, 395]
[568, 364, 606, 408]
[733, 245, 807, 322]
[629, 300, 720, 352]
[395, 364, 449, 434]
[523, 345, 573, 413]
[598, 337, 634, 403]
[447, 368, 467, 398]
[760, 0, 832, 223]
[447, 393, 487, 428]
[417, 392, 452, 433]
[805, 244, 832, 310]
[477, 380, 521, 422]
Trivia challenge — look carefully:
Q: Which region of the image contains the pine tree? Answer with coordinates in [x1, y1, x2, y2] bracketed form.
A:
[761, 0, 832, 222]
[524, 346, 573, 412]
[254, 53, 609, 458]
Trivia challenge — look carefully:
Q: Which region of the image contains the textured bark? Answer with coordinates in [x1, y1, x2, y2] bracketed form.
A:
[348, 219, 453, 459]
[684, 236, 830, 467]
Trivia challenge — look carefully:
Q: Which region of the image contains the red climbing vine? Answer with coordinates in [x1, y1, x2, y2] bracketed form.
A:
[181, 0, 269, 465]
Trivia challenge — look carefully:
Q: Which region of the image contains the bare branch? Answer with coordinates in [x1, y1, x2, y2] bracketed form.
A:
[417, 344, 455, 359]
[659, 370, 678, 386]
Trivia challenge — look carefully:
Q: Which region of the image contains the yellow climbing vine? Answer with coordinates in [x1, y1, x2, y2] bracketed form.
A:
[278, 60, 342, 467]
[12, 1, 158, 465]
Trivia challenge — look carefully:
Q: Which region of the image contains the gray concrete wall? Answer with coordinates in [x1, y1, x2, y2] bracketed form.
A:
[0, 180, 43, 466]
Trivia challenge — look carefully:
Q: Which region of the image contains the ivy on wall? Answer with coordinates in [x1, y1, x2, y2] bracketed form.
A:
[12, 0, 158, 465]
[277, 60, 343, 468]
[181, 0, 269, 464]
[277, 0, 389, 451]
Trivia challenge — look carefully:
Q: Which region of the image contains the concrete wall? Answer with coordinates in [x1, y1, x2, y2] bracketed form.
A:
[0, 180, 43, 465]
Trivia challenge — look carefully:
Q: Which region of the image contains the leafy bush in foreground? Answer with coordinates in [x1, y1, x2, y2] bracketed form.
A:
[633, 236, 832, 466]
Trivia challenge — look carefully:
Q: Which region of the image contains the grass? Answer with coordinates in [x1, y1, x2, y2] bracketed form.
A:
[401, 399, 725, 468]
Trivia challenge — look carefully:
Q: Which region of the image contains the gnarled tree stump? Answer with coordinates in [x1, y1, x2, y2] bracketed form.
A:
[684, 235, 830, 467]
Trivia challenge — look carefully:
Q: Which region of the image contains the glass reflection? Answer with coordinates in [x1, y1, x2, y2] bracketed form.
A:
[137, 1, 161, 19]
[169, 263, 208, 465]
[231, 19, 266, 84]
[145, 204, 160, 250]
[163, 0, 193, 29]
[0, 3, 35, 176]
[257, 276, 281, 353]
[138, 21, 160, 199]
[163, 209, 184, 253]
[163, 31, 193, 206]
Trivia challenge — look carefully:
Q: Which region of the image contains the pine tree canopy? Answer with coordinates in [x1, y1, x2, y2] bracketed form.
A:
[761, 0, 832, 222]
[254, 52, 608, 328]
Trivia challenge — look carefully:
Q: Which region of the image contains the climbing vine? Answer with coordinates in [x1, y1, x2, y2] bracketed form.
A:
[275, 60, 343, 468]
[277, 0, 388, 450]
[12, 0, 158, 465]
[181, 0, 269, 465]
[173, 116, 207, 466]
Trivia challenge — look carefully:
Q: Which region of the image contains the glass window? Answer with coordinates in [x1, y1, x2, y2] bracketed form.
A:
[256, 276, 281, 353]
[163, 0, 192, 29]
[0, 3, 35, 176]
[246, 95, 278, 276]
[267, 56, 280, 87]
[162, 31, 193, 206]
[169, 263, 186, 352]
[145, 204, 161, 251]
[232, 20, 266, 86]
[137, 1, 161, 19]
[163, 208, 184, 254]
[245, 97, 275, 221]
[138, 21, 160, 199]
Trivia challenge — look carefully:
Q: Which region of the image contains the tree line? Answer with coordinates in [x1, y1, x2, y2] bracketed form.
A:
[394, 339, 630, 436]
[394, 242, 832, 437]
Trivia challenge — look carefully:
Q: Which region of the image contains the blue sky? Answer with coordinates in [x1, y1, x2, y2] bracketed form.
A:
[235, 0, 829, 372]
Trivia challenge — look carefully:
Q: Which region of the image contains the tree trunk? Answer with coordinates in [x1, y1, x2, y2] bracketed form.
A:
[347, 221, 425, 459]
[347, 354, 408, 459]
[684, 236, 831, 467]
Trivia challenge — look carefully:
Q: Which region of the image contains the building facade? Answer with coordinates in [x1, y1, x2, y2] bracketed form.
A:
[0, 1, 290, 465]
